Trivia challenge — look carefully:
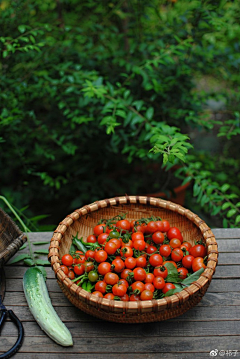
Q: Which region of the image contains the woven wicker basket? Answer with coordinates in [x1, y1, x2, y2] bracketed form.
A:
[48, 196, 218, 323]
[0, 208, 27, 268]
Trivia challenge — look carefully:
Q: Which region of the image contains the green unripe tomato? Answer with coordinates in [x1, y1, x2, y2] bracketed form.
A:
[108, 230, 120, 239]
[88, 271, 99, 282]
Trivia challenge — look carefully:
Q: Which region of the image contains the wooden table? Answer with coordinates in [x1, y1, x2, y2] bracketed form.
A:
[1, 228, 240, 358]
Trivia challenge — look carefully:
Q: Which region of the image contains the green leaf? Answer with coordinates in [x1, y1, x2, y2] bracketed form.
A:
[235, 215, 240, 225]
[165, 262, 181, 283]
[221, 183, 230, 192]
[35, 259, 51, 266]
[19, 243, 27, 250]
[145, 107, 154, 120]
[24, 258, 35, 266]
[181, 176, 192, 186]
[8, 253, 31, 264]
[72, 235, 87, 253]
[181, 268, 205, 286]
[193, 182, 201, 197]
[32, 241, 50, 245]
[222, 202, 232, 210]
[227, 208, 237, 218]
[163, 153, 168, 165]
[34, 249, 49, 254]
[18, 25, 26, 33]
[163, 284, 183, 297]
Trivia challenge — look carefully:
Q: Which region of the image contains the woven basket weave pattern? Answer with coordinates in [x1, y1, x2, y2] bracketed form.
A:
[48, 196, 218, 323]
[0, 208, 27, 268]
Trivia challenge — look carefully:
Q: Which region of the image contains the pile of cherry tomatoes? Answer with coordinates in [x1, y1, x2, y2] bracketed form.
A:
[60, 215, 207, 301]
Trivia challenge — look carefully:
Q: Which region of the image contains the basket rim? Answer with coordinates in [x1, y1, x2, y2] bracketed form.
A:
[48, 195, 218, 313]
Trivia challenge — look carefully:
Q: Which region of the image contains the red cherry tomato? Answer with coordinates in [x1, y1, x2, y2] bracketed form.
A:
[87, 234, 97, 243]
[171, 248, 184, 262]
[153, 265, 168, 279]
[146, 245, 157, 254]
[131, 231, 145, 242]
[133, 239, 146, 251]
[125, 256, 137, 269]
[121, 293, 130, 301]
[152, 231, 165, 245]
[177, 267, 188, 279]
[112, 258, 125, 273]
[190, 244, 207, 258]
[68, 270, 75, 280]
[109, 238, 121, 249]
[118, 278, 129, 288]
[112, 283, 127, 296]
[136, 255, 147, 268]
[169, 238, 181, 248]
[75, 254, 86, 264]
[104, 241, 118, 255]
[94, 224, 106, 236]
[120, 246, 133, 258]
[60, 265, 69, 275]
[192, 257, 206, 272]
[84, 261, 95, 273]
[116, 219, 131, 233]
[162, 282, 176, 294]
[149, 253, 163, 267]
[160, 244, 172, 257]
[167, 227, 183, 243]
[140, 289, 154, 300]
[153, 276, 165, 290]
[131, 281, 145, 293]
[97, 262, 112, 275]
[146, 221, 158, 234]
[133, 267, 146, 281]
[95, 250, 108, 263]
[97, 232, 109, 245]
[145, 273, 155, 283]
[62, 254, 73, 267]
[95, 281, 107, 294]
[85, 250, 95, 261]
[120, 268, 133, 280]
[129, 294, 140, 301]
[182, 255, 195, 269]
[104, 272, 119, 285]
[144, 282, 155, 293]
[74, 264, 85, 276]
[162, 220, 170, 232]
[182, 241, 192, 250]
[155, 220, 164, 232]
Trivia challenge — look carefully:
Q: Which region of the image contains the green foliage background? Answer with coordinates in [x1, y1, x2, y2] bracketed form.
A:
[0, 0, 240, 229]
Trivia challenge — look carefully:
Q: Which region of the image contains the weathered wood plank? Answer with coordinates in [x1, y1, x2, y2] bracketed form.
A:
[1, 354, 227, 359]
[2, 319, 240, 338]
[0, 335, 239, 354]
[0, 354, 221, 359]
[3, 304, 240, 322]
[212, 228, 240, 239]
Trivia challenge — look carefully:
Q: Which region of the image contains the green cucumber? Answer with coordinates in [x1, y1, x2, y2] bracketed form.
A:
[23, 267, 73, 346]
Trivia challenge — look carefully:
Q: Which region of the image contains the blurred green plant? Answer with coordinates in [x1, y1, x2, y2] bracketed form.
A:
[0, 0, 239, 228]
